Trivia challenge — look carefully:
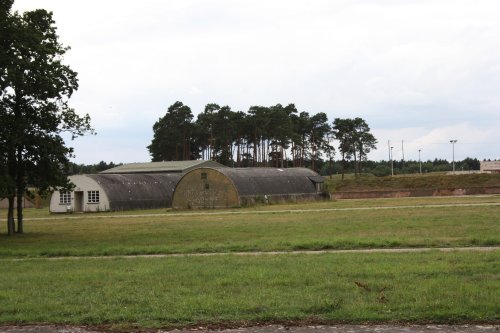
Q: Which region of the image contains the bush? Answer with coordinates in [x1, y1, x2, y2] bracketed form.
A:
[371, 165, 391, 177]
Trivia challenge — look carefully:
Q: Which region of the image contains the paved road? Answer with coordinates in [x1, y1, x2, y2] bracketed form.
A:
[1, 324, 498, 333]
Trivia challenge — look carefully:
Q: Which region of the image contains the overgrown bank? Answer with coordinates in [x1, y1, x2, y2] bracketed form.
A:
[326, 173, 500, 198]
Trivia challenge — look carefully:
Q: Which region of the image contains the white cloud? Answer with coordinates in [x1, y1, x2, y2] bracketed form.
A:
[371, 122, 500, 162]
[13, 0, 500, 164]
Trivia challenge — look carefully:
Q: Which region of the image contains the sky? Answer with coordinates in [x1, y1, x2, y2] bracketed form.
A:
[12, 0, 500, 164]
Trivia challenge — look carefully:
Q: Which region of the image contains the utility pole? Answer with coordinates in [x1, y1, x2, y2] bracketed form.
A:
[418, 149, 422, 174]
[450, 140, 457, 172]
[401, 140, 405, 169]
[388, 140, 391, 161]
[390, 146, 394, 177]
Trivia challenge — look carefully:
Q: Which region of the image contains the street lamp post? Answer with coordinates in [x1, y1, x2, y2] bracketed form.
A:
[450, 140, 457, 172]
[418, 149, 422, 174]
[390, 146, 394, 176]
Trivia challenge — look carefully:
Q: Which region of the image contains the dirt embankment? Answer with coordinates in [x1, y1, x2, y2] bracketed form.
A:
[331, 186, 500, 199]
[327, 174, 500, 199]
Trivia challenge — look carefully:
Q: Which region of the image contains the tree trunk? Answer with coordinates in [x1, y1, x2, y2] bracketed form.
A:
[237, 138, 241, 167]
[16, 148, 24, 233]
[261, 139, 265, 166]
[280, 145, 284, 168]
[352, 145, 358, 176]
[341, 153, 346, 180]
[301, 135, 306, 167]
[253, 134, 258, 166]
[358, 150, 363, 175]
[16, 194, 23, 234]
[7, 196, 15, 236]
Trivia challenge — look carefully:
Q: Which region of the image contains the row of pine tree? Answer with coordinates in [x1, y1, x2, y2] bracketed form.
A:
[147, 101, 377, 173]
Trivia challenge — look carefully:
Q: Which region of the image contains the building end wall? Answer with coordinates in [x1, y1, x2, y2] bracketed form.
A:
[49, 175, 110, 213]
[172, 168, 239, 209]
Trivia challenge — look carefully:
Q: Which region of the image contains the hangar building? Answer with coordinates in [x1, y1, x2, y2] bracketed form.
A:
[49, 160, 224, 213]
[172, 167, 325, 209]
[50, 161, 325, 212]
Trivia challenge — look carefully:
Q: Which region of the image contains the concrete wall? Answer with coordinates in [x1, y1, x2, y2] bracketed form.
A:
[172, 168, 239, 209]
[49, 175, 111, 213]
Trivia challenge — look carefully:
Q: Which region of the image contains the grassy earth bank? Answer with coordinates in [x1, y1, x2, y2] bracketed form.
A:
[325, 173, 500, 192]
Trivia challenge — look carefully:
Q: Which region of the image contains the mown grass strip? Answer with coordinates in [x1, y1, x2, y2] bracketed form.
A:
[0, 251, 498, 328]
[1, 203, 499, 258]
[7, 202, 500, 222]
[5, 195, 500, 220]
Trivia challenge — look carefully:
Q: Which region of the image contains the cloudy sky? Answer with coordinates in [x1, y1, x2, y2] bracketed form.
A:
[13, 0, 500, 164]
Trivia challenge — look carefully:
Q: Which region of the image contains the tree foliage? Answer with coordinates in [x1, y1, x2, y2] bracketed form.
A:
[332, 117, 378, 178]
[148, 101, 196, 162]
[148, 101, 379, 173]
[321, 157, 482, 177]
[0, 3, 93, 235]
[68, 161, 122, 175]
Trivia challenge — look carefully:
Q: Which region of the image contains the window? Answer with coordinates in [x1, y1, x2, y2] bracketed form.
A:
[201, 172, 207, 180]
[60, 192, 71, 204]
[204, 183, 210, 189]
[88, 191, 100, 203]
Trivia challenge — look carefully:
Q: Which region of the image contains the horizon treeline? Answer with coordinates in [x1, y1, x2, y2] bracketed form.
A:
[68, 101, 485, 176]
[147, 101, 377, 174]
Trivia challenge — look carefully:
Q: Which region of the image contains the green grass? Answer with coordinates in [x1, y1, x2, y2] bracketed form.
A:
[14, 194, 500, 219]
[1, 197, 498, 327]
[0, 197, 499, 257]
[1, 251, 498, 328]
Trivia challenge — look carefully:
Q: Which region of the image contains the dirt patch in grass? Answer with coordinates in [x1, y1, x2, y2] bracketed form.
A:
[1, 323, 499, 333]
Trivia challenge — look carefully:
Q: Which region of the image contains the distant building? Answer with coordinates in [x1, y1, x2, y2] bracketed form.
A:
[172, 167, 325, 209]
[50, 160, 225, 213]
[50, 161, 326, 213]
[480, 161, 500, 174]
[49, 173, 183, 213]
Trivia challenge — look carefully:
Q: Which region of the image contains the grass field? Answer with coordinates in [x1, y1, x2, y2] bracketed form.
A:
[0, 196, 499, 328]
[0, 196, 499, 257]
[1, 252, 498, 328]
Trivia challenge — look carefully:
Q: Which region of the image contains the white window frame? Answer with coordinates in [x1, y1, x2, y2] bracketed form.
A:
[88, 190, 100, 204]
[59, 192, 71, 204]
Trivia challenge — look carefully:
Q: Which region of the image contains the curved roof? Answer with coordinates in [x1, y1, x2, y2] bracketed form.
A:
[87, 174, 182, 210]
[100, 160, 225, 174]
[215, 167, 321, 196]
